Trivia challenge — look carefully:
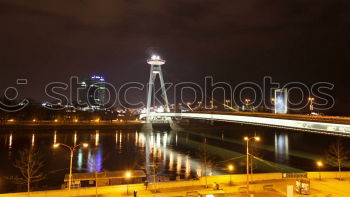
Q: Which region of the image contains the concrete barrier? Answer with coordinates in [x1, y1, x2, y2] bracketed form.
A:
[1, 172, 349, 197]
[0, 184, 145, 197]
[307, 171, 350, 179]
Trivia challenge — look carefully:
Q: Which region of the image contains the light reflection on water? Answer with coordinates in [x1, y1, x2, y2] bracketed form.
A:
[95, 130, 99, 147]
[9, 133, 12, 149]
[31, 133, 35, 147]
[0, 128, 221, 194]
[274, 133, 289, 163]
[2, 126, 349, 194]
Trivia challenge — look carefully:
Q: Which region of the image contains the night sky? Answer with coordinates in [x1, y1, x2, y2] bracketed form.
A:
[0, 0, 349, 114]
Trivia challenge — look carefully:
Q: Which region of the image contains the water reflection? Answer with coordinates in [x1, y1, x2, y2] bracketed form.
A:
[31, 134, 35, 146]
[135, 131, 138, 147]
[2, 129, 208, 181]
[53, 131, 57, 144]
[169, 152, 174, 171]
[175, 133, 178, 146]
[77, 149, 83, 170]
[274, 133, 289, 163]
[119, 132, 122, 151]
[74, 132, 77, 146]
[115, 131, 118, 145]
[185, 155, 190, 178]
[88, 148, 103, 173]
[9, 134, 12, 149]
[176, 154, 182, 173]
[95, 130, 99, 146]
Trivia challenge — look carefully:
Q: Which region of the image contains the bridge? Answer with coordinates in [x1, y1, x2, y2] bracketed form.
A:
[140, 112, 350, 137]
[142, 55, 350, 137]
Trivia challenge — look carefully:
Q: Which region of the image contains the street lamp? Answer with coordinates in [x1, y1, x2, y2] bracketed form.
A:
[125, 171, 132, 194]
[271, 98, 275, 113]
[308, 97, 315, 113]
[228, 164, 234, 185]
[53, 142, 89, 191]
[244, 136, 260, 196]
[210, 100, 214, 109]
[244, 99, 251, 111]
[316, 161, 323, 180]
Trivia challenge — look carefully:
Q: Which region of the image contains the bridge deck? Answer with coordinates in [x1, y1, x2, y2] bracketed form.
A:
[192, 111, 350, 125]
[141, 112, 350, 137]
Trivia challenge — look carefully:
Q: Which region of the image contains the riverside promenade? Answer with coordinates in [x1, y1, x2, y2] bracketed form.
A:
[1, 172, 350, 197]
[0, 120, 143, 130]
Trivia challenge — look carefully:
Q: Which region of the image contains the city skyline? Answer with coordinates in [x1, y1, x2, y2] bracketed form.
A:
[1, 1, 350, 196]
[0, 0, 349, 114]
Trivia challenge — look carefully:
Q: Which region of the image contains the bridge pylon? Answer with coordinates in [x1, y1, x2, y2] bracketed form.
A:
[146, 55, 170, 123]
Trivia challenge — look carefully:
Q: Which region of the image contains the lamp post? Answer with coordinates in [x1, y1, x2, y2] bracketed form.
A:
[53, 142, 89, 191]
[228, 164, 234, 185]
[125, 171, 131, 194]
[308, 97, 315, 113]
[244, 136, 260, 196]
[316, 161, 323, 180]
[225, 99, 231, 109]
[244, 99, 251, 111]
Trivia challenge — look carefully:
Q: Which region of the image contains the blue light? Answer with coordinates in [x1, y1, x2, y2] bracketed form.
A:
[87, 148, 103, 173]
[91, 75, 105, 81]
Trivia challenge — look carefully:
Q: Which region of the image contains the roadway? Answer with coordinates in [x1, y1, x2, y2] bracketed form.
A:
[141, 111, 350, 137]
[192, 111, 350, 125]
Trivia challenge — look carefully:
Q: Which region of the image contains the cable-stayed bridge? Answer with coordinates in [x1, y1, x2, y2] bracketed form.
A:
[140, 112, 350, 137]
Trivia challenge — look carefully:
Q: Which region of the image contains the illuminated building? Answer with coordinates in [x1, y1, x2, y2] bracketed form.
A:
[79, 75, 106, 110]
[274, 88, 288, 114]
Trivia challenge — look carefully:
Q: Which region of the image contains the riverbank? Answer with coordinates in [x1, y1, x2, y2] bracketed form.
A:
[1, 172, 350, 197]
[0, 121, 143, 130]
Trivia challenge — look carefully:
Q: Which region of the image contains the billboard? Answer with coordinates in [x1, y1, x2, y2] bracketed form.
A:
[274, 89, 288, 114]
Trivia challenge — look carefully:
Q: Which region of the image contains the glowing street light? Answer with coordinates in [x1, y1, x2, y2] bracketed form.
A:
[125, 171, 132, 194]
[316, 160, 323, 180]
[53, 142, 89, 191]
[244, 136, 261, 196]
[228, 164, 234, 185]
[271, 98, 275, 113]
[308, 97, 315, 112]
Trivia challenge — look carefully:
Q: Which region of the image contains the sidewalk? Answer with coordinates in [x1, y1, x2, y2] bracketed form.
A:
[94, 179, 350, 197]
[2, 174, 350, 197]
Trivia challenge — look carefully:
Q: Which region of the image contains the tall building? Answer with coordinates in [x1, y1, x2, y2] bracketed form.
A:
[274, 88, 288, 114]
[79, 75, 106, 110]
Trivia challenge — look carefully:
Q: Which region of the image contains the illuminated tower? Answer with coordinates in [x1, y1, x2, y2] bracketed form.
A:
[146, 55, 170, 122]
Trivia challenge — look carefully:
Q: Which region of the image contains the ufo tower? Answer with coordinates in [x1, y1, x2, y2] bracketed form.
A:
[146, 55, 170, 122]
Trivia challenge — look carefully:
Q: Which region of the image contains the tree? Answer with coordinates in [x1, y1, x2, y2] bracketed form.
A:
[11, 148, 45, 196]
[326, 139, 350, 180]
